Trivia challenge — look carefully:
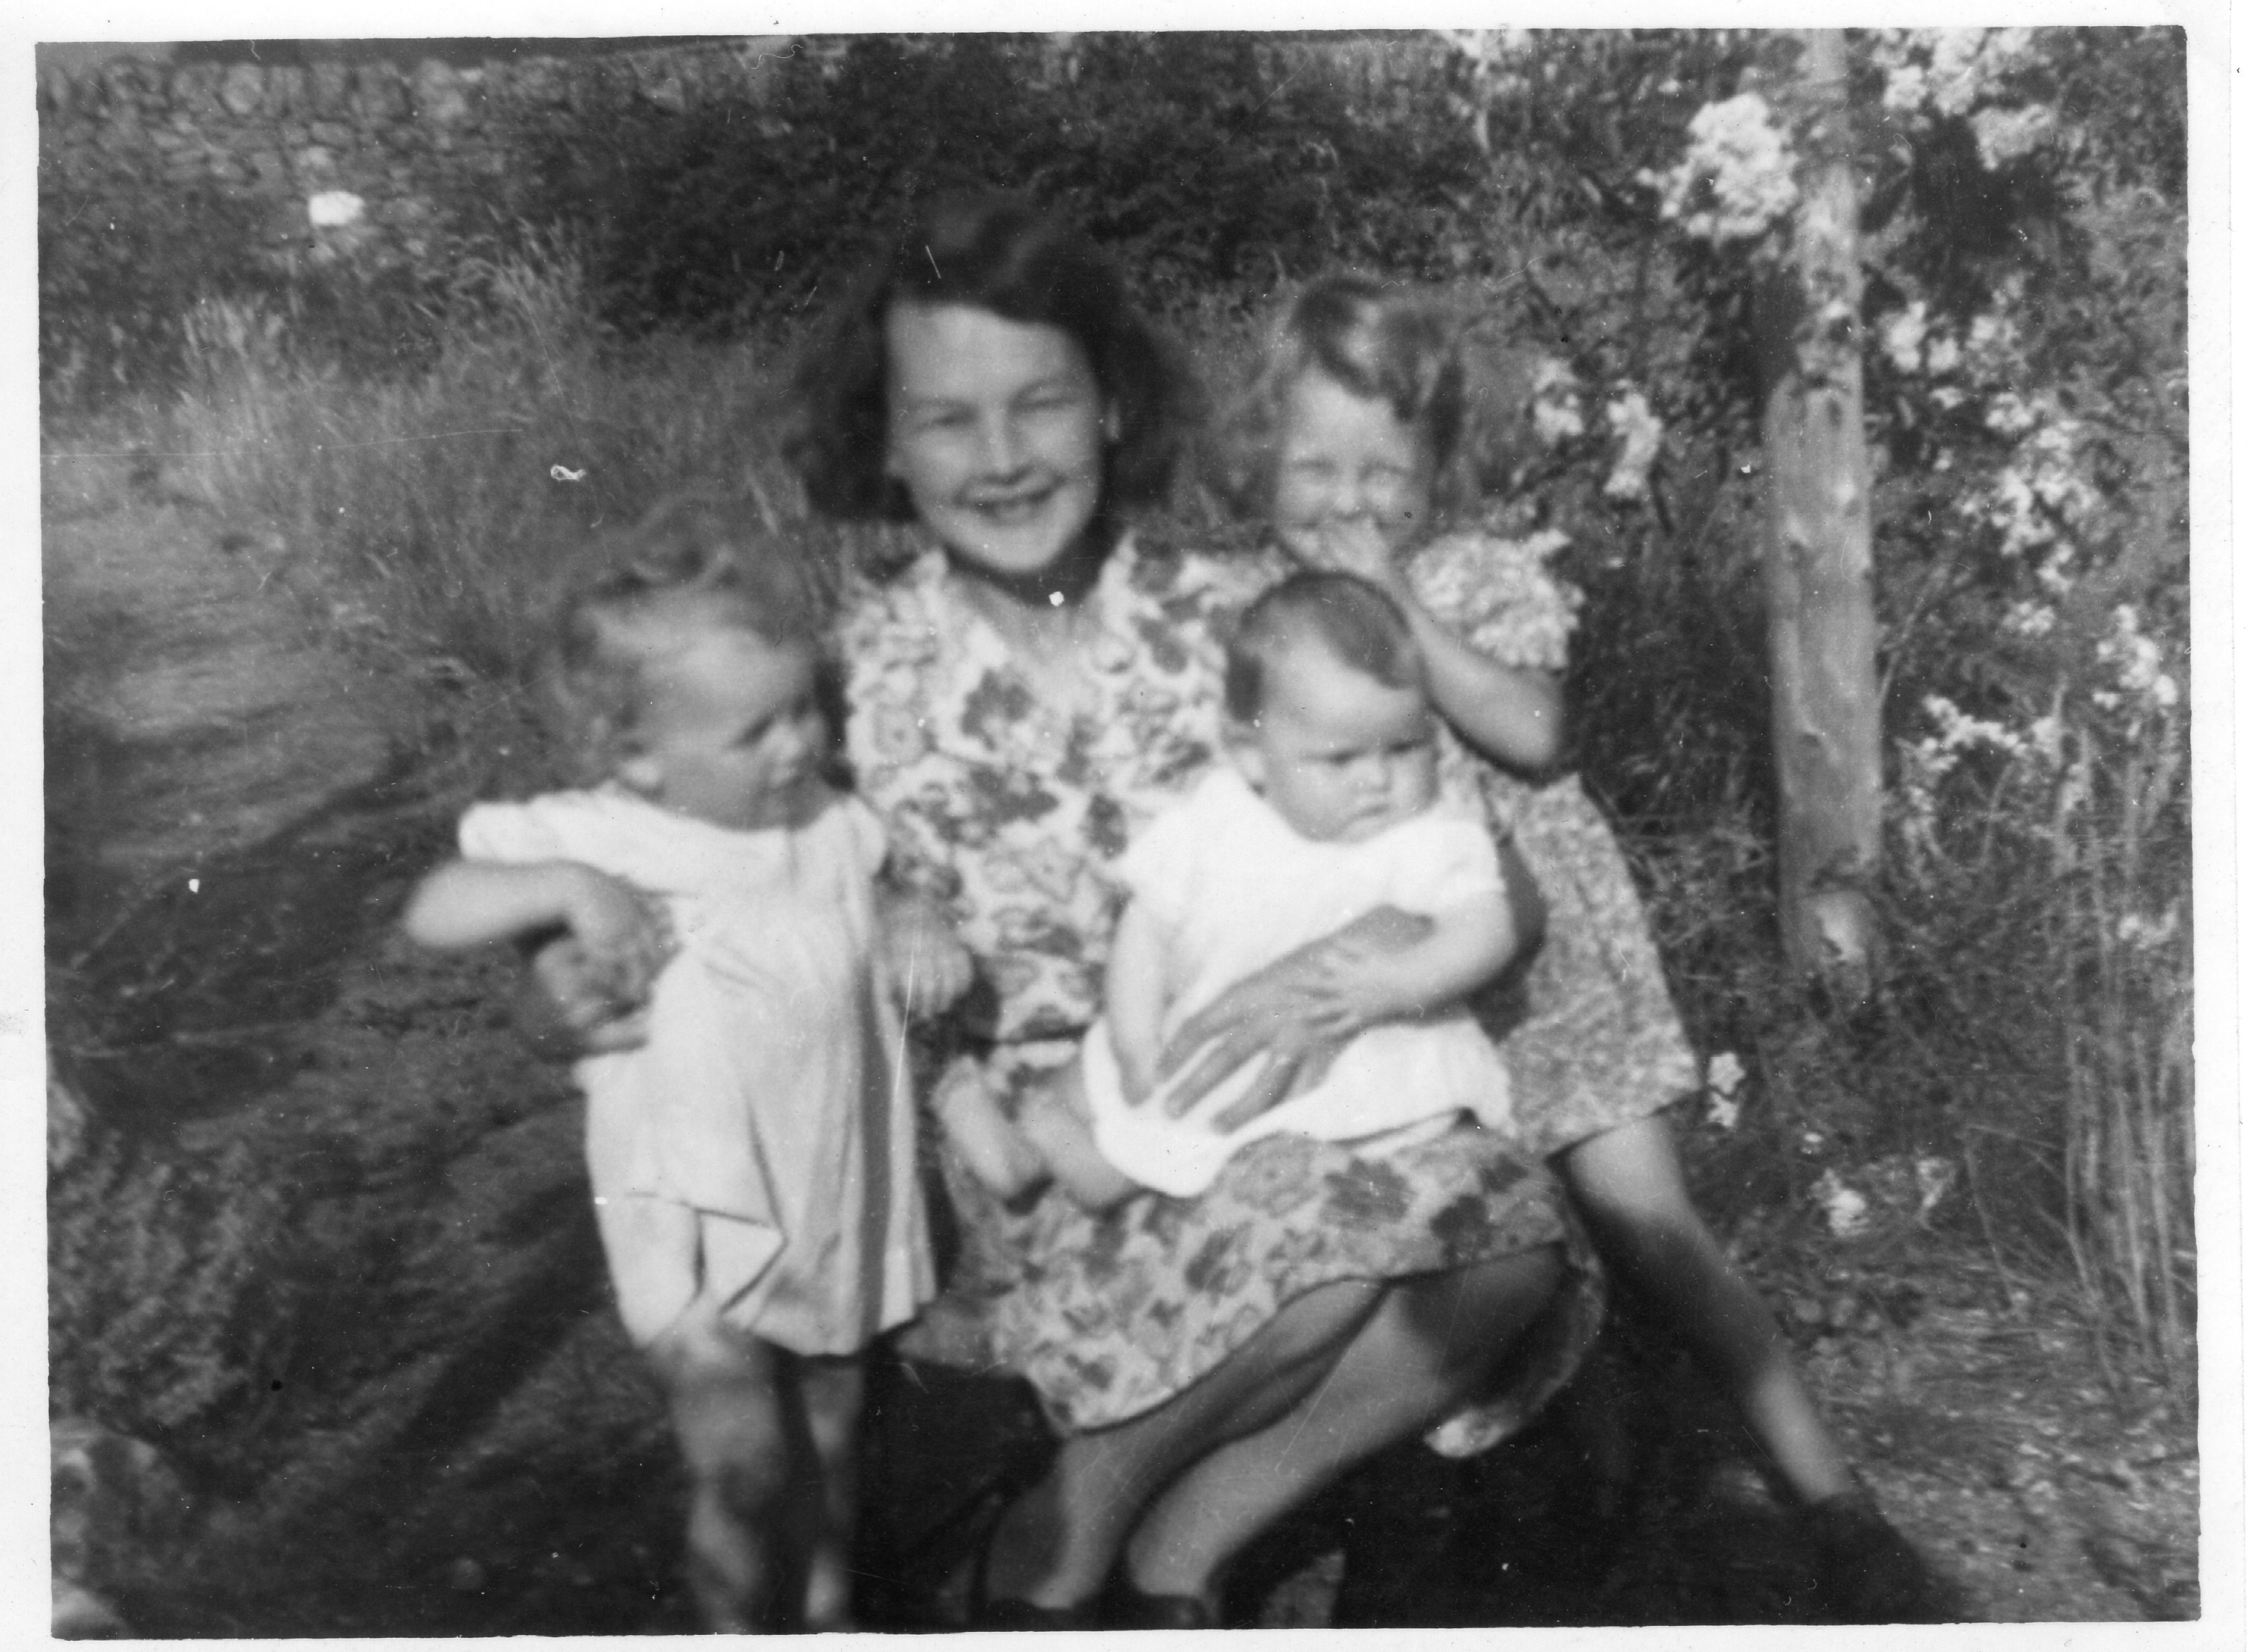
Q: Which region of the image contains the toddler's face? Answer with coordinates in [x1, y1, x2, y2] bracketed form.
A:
[1238, 643, 1438, 844]
[1271, 368, 1436, 571]
[616, 621, 829, 832]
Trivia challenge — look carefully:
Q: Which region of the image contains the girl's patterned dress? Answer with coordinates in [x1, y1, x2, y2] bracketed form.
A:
[843, 533, 1601, 1434]
[1405, 529, 1703, 1161]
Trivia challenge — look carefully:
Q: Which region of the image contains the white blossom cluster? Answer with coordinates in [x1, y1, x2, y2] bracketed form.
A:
[1870, 30, 2054, 171]
[2094, 603, 2181, 716]
[1642, 92, 1799, 247]
[1893, 690, 2055, 867]
[1872, 29, 2038, 120]
[2115, 906, 2180, 952]
[1529, 357, 1587, 446]
[1885, 282, 2102, 588]
[1602, 389, 1664, 501]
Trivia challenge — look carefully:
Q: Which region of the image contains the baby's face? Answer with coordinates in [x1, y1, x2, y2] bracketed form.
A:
[1238, 643, 1438, 844]
[615, 620, 829, 832]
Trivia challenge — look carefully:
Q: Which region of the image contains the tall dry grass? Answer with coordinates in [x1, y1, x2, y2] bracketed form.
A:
[160, 249, 824, 698]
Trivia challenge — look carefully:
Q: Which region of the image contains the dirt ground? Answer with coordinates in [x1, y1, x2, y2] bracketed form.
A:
[44, 476, 2202, 1636]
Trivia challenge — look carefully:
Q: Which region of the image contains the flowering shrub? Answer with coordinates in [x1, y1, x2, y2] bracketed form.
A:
[1436, 25, 2188, 1373]
[1642, 92, 1799, 248]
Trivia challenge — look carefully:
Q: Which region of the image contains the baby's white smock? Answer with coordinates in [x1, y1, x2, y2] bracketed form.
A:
[460, 787, 932, 1355]
[1086, 768, 1514, 1198]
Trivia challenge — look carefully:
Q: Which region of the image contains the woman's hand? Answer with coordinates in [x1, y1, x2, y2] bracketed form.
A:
[877, 890, 977, 1020]
[516, 870, 673, 1060]
[1157, 907, 1435, 1132]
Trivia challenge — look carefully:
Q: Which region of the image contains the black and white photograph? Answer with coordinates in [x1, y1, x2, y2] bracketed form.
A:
[23, 8, 2234, 1641]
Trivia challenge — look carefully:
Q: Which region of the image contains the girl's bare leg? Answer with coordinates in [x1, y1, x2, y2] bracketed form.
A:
[647, 1312, 791, 1632]
[1122, 1247, 1564, 1606]
[797, 1354, 866, 1630]
[1563, 1113, 1854, 1503]
[982, 1276, 1388, 1609]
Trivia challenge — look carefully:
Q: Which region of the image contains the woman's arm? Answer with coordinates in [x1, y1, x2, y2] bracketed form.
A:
[1159, 839, 1545, 1133]
[1154, 906, 1432, 1129]
[1295, 891, 1519, 1030]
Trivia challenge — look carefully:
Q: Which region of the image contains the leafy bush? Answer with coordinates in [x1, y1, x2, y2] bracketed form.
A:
[486, 33, 1514, 335]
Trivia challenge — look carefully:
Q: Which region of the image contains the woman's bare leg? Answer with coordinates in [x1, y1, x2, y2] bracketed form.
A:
[1122, 1247, 1565, 1605]
[1563, 1113, 1854, 1503]
[982, 1276, 1387, 1609]
[796, 1354, 866, 1630]
[647, 1314, 791, 1632]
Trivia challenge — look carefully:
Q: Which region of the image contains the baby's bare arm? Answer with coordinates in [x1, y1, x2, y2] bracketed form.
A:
[1102, 900, 1172, 1104]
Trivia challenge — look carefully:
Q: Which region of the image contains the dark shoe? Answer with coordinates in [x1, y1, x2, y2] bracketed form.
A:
[1102, 1572, 1221, 1630]
[1807, 1482, 1949, 1623]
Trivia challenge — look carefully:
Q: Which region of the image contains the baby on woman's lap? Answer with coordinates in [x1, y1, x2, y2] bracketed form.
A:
[943, 568, 1539, 1209]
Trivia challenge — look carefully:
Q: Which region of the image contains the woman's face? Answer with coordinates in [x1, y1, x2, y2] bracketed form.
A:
[884, 301, 1111, 587]
[1270, 368, 1436, 568]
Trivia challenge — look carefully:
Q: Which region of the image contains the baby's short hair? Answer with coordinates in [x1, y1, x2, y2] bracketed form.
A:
[547, 492, 830, 778]
[1224, 571, 1424, 724]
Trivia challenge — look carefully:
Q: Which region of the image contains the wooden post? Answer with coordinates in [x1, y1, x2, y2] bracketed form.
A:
[1755, 29, 1884, 1003]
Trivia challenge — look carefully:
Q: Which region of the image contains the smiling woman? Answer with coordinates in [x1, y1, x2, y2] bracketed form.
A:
[773, 192, 1602, 1627]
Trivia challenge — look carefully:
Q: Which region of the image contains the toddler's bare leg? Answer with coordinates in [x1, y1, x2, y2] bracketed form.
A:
[933, 1065, 1050, 1201]
[1020, 1059, 1144, 1210]
[796, 1355, 867, 1631]
[646, 1308, 791, 1632]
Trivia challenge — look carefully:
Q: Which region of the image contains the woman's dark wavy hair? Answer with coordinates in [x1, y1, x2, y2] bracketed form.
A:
[1207, 271, 1528, 524]
[785, 190, 1195, 523]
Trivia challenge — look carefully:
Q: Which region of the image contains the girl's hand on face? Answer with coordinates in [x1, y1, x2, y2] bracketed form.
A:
[1156, 907, 1435, 1132]
[878, 892, 977, 1019]
[1291, 516, 1408, 595]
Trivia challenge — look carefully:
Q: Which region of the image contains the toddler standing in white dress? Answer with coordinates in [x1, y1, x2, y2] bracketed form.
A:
[403, 495, 944, 1631]
[942, 570, 1541, 1209]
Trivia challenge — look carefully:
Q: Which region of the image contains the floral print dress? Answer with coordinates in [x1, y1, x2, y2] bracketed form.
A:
[1405, 529, 1703, 1161]
[843, 533, 1601, 1434]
